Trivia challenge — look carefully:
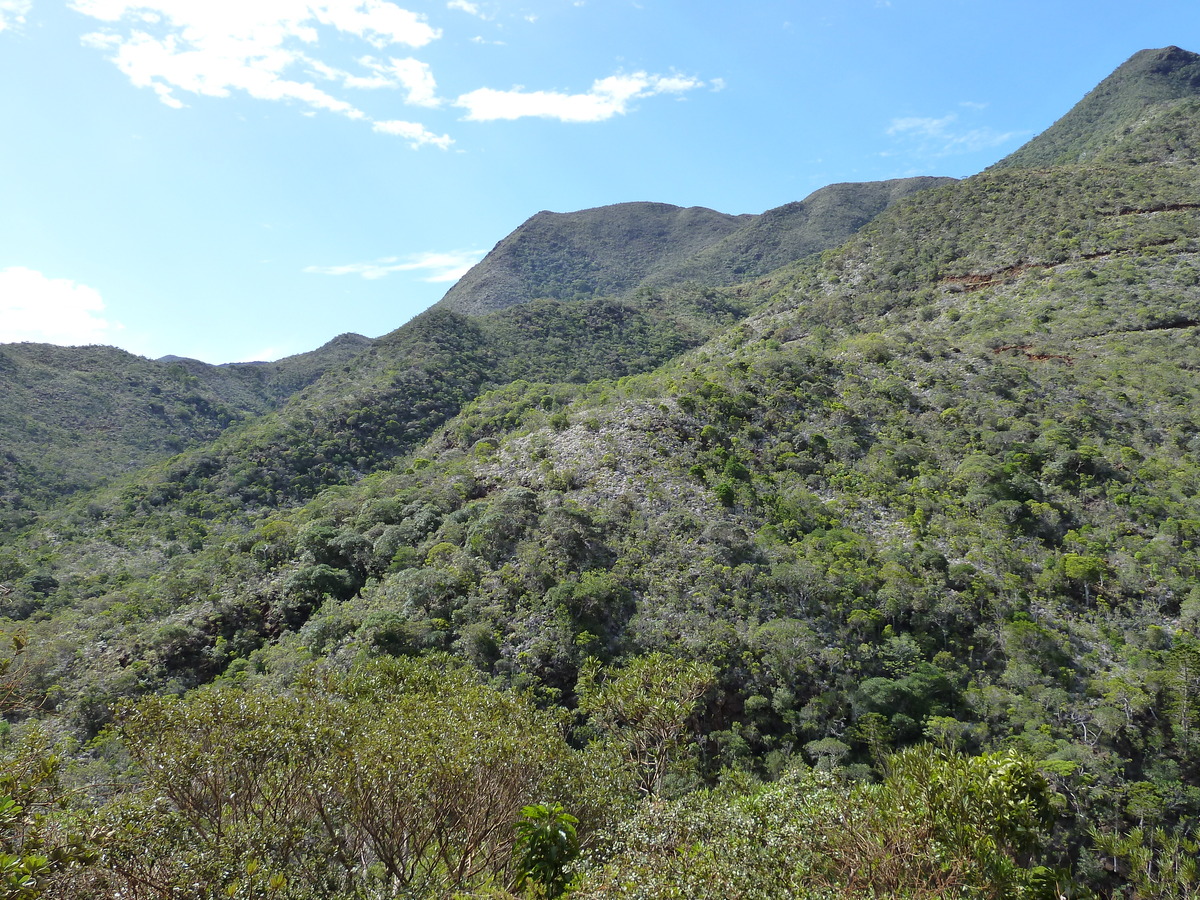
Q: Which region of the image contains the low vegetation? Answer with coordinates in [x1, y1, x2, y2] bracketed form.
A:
[5, 44, 1200, 900]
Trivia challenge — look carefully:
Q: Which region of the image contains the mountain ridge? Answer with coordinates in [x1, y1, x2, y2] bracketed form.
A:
[6, 45, 1200, 899]
[436, 178, 953, 316]
[993, 44, 1200, 169]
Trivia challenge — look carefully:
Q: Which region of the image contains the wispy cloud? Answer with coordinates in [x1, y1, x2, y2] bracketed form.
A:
[0, 267, 124, 346]
[305, 249, 485, 282]
[72, 0, 450, 145]
[888, 114, 956, 138]
[311, 55, 441, 105]
[0, 0, 31, 32]
[886, 110, 1023, 156]
[372, 118, 453, 148]
[447, 0, 485, 18]
[456, 71, 707, 123]
[71, 3, 715, 144]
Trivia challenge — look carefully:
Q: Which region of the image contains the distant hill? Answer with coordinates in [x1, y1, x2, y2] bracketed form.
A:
[42, 180, 949, 538]
[0, 333, 373, 528]
[992, 45, 1200, 168]
[436, 179, 950, 316]
[643, 177, 956, 286]
[436, 202, 753, 314]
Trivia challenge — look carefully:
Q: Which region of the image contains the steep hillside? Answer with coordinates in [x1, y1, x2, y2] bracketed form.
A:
[437, 202, 752, 314]
[0, 333, 373, 529]
[993, 45, 1200, 168]
[436, 180, 948, 316]
[643, 176, 956, 286]
[0, 181, 940, 533]
[12, 137, 1199, 891]
[8, 46, 1200, 900]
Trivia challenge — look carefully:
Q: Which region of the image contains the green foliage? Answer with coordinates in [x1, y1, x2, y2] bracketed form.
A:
[0, 727, 95, 899]
[1093, 826, 1200, 899]
[8, 49, 1200, 899]
[577, 654, 716, 795]
[514, 803, 580, 897]
[90, 656, 614, 899]
[579, 746, 1059, 899]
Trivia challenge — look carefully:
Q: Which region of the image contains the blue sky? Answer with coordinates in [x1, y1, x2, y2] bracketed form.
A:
[0, 0, 1196, 363]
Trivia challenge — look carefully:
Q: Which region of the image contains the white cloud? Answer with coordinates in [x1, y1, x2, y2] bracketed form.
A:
[372, 118, 452, 148]
[887, 114, 957, 138]
[305, 249, 484, 281]
[0, 267, 124, 346]
[456, 70, 705, 123]
[309, 55, 439, 105]
[887, 111, 1022, 156]
[0, 0, 31, 33]
[447, 0, 484, 17]
[73, 0, 445, 138]
[365, 56, 439, 105]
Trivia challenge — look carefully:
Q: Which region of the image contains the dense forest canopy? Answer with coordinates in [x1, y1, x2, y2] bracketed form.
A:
[5, 45, 1200, 899]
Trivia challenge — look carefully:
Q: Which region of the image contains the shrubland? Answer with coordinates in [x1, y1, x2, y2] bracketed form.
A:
[6, 45, 1200, 900]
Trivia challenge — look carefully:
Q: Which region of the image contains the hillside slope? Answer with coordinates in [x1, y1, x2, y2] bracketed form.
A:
[8, 45, 1200, 899]
[993, 44, 1200, 168]
[0, 333, 373, 528]
[642, 176, 956, 286]
[436, 202, 752, 315]
[0, 178, 946, 535]
[436, 179, 951, 316]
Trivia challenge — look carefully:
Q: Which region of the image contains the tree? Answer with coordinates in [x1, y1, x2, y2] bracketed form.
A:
[514, 802, 579, 897]
[577, 653, 716, 795]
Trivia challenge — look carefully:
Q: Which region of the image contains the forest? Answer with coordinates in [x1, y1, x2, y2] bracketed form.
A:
[5, 45, 1200, 899]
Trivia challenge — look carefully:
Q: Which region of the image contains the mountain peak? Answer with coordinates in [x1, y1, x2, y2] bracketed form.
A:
[992, 45, 1200, 169]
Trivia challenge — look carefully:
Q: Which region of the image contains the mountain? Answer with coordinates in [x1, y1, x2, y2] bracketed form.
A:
[0, 177, 940, 582]
[436, 178, 951, 315]
[436, 202, 752, 314]
[993, 44, 1200, 168]
[7, 46, 1200, 899]
[0, 333, 373, 530]
[639, 176, 956, 286]
[0, 178, 937, 540]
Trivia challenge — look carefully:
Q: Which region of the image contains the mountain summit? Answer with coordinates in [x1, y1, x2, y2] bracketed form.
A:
[436, 178, 952, 316]
[993, 45, 1200, 168]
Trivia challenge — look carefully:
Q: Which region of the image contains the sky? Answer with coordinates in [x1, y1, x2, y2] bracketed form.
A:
[0, 1, 1197, 364]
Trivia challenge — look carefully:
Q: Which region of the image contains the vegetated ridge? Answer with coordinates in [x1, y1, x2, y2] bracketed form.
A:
[436, 177, 952, 315]
[0, 175, 930, 547]
[0, 333, 373, 529]
[992, 44, 1200, 169]
[5, 45, 1200, 900]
